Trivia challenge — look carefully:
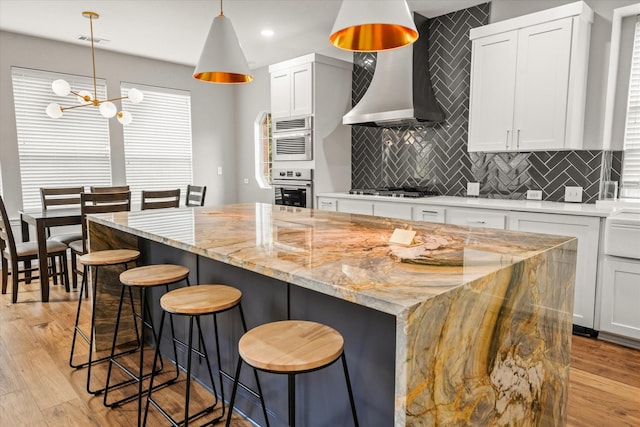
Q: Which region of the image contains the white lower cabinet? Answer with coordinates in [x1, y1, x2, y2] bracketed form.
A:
[373, 202, 413, 220]
[336, 199, 373, 216]
[412, 206, 446, 223]
[599, 257, 640, 341]
[509, 212, 601, 330]
[317, 197, 337, 211]
[446, 208, 507, 229]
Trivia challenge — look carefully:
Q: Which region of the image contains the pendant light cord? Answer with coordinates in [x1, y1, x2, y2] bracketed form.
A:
[219, 0, 224, 17]
[89, 14, 97, 103]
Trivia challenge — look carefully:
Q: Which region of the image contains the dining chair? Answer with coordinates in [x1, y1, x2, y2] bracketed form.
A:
[1, 195, 69, 303]
[68, 191, 132, 292]
[141, 189, 181, 210]
[90, 185, 130, 193]
[40, 186, 84, 286]
[185, 185, 207, 207]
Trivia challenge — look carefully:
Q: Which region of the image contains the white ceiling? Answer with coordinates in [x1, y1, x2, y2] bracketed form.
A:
[0, 0, 486, 70]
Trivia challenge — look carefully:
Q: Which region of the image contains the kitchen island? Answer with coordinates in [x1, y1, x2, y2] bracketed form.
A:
[87, 203, 576, 426]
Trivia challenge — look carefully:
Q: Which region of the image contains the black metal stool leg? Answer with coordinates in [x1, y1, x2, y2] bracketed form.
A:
[288, 373, 296, 427]
[144, 310, 166, 427]
[341, 353, 359, 427]
[225, 357, 244, 427]
[184, 316, 194, 427]
[69, 264, 88, 368]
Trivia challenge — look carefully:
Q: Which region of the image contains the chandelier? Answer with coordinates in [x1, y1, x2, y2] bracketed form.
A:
[45, 11, 143, 125]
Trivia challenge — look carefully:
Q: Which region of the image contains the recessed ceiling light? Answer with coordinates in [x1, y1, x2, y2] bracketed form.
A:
[261, 29, 274, 37]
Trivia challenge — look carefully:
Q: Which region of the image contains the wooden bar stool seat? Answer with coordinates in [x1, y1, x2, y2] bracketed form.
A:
[78, 249, 140, 266]
[226, 320, 359, 427]
[120, 264, 189, 286]
[103, 264, 191, 427]
[144, 284, 268, 427]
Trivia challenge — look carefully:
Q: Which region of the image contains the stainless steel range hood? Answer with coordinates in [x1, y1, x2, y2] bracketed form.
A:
[343, 13, 445, 128]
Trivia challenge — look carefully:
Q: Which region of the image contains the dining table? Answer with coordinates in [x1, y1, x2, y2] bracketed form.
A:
[19, 207, 81, 302]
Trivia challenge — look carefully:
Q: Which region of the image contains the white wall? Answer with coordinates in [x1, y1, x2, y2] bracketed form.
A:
[234, 66, 273, 204]
[0, 30, 237, 218]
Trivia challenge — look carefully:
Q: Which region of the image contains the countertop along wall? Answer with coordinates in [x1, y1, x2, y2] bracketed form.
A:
[350, 0, 637, 204]
[0, 30, 237, 218]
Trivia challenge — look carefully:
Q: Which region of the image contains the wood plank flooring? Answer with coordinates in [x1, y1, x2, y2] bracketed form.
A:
[1, 279, 639, 426]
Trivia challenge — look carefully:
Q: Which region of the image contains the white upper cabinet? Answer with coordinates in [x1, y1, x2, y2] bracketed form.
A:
[468, 1, 593, 152]
[270, 63, 313, 118]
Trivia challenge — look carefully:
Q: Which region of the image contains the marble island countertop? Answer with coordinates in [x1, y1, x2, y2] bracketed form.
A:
[88, 202, 577, 426]
[89, 203, 573, 316]
[318, 192, 614, 217]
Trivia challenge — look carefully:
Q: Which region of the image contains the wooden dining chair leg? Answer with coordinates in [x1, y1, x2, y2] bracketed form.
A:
[11, 259, 19, 304]
[71, 252, 78, 289]
[61, 252, 70, 292]
[1, 256, 7, 295]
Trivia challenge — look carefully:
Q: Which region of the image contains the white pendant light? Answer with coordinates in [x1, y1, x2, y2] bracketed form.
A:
[193, 0, 253, 84]
[330, 0, 418, 52]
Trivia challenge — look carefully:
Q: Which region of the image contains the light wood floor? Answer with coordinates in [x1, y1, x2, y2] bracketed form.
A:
[1, 280, 639, 426]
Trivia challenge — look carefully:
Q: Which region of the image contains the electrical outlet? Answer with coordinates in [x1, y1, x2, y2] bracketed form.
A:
[467, 182, 480, 197]
[526, 190, 542, 200]
[217, 166, 223, 175]
[243, 178, 249, 184]
[564, 186, 583, 203]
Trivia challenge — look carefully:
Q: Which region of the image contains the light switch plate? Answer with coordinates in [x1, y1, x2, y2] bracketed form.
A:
[526, 190, 542, 200]
[565, 186, 583, 203]
[467, 182, 480, 196]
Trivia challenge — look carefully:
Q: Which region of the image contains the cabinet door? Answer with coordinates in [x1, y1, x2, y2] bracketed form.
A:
[337, 199, 373, 216]
[270, 69, 291, 118]
[317, 198, 337, 211]
[513, 18, 572, 151]
[446, 208, 507, 229]
[413, 206, 446, 223]
[599, 258, 640, 340]
[468, 31, 518, 152]
[290, 63, 313, 117]
[509, 212, 600, 329]
[373, 202, 413, 220]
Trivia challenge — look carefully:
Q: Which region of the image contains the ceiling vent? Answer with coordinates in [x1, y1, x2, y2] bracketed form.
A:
[76, 35, 110, 44]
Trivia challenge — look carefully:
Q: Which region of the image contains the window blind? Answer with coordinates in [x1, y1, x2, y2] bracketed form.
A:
[121, 83, 193, 205]
[622, 18, 640, 198]
[11, 67, 112, 210]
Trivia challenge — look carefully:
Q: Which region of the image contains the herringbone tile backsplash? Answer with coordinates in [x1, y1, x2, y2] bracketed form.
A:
[350, 2, 622, 204]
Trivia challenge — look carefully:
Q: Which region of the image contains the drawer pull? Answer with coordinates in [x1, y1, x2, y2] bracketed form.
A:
[468, 220, 486, 224]
[421, 210, 439, 214]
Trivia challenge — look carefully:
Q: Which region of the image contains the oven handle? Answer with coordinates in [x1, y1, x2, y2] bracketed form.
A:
[272, 181, 312, 187]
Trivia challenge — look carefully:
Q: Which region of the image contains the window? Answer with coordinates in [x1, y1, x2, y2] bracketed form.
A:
[121, 83, 193, 205]
[622, 17, 640, 198]
[255, 112, 272, 188]
[11, 67, 112, 210]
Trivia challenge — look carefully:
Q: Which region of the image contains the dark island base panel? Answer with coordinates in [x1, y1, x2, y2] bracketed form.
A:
[142, 239, 396, 427]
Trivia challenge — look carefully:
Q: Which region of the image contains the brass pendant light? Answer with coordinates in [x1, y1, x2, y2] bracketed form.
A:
[45, 11, 143, 125]
[330, 0, 418, 52]
[193, 0, 253, 84]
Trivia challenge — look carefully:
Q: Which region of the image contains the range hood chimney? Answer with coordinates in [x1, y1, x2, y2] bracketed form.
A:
[343, 13, 444, 128]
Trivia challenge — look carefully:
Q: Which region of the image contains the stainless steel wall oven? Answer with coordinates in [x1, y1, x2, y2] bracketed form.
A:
[272, 168, 313, 208]
[272, 116, 313, 161]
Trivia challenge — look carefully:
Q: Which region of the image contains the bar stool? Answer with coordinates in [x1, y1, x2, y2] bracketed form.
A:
[69, 248, 140, 395]
[226, 320, 359, 427]
[144, 284, 268, 427]
[103, 264, 190, 427]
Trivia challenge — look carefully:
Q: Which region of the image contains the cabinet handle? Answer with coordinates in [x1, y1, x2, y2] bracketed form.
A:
[506, 130, 510, 149]
[468, 220, 486, 224]
[421, 210, 439, 214]
[320, 201, 333, 205]
[517, 129, 521, 150]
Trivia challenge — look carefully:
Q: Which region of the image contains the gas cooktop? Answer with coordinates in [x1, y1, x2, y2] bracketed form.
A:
[349, 186, 439, 198]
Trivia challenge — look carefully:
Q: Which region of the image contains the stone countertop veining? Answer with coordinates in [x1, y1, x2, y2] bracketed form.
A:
[317, 192, 614, 217]
[88, 203, 574, 317]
